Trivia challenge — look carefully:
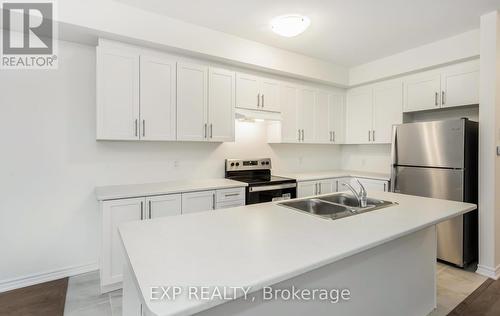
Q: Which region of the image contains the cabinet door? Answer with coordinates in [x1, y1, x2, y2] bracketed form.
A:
[298, 87, 316, 143]
[236, 73, 260, 110]
[318, 179, 335, 195]
[176, 63, 208, 141]
[329, 94, 345, 144]
[314, 91, 330, 144]
[260, 78, 280, 112]
[345, 88, 373, 144]
[335, 177, 353, 192]
[146, 194, 182, 219]
[280, 84, 300, 143]
[208, 67, 235, 142]
[139, 54, 176, 141]
[441, 61, 479, 108]
[96, 47, 140, 140]
[297, 181, 318, 198]
[358, 178, 389, 192]
[403, 72, 441, 112]
[372, 80, 403, 144]
[182, 191, 216, 214]
[101, 198, 144, 289]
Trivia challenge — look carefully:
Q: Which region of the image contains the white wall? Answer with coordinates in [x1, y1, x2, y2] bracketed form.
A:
[340, 145, 392, 174]
[476, 11, 500, 279]
[0, 40, 342, 288]
[349, 29, 480, 86]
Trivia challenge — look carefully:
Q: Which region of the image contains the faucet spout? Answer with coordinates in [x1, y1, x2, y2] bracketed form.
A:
[342, 178, 368, 208]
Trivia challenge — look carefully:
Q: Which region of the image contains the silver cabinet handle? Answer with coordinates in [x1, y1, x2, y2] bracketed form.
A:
[140, 201, 144, 220]
[148, 200, 152, 219]
[315, 183, 318, 195]
[329, 131, 332, 142]
[368, 130, 371, 142]
[435, 92, 438, 106]
[302, 129, 305, 141]
[210, 124, 213, 138]
[442, 91, 445, 105]
[204, 123, 207, 139]
[225, 193, 240, 197]
[262, 94, 265, 108]
[142, 120, 145, 137]
[212, 193, 216, 210]
[298, 129, 301, 142]
[372, 130, 375, 142]
[384, 183, 387, 192]
[319, 183, 322, 195]
[135, 119, 138, 137]
[257, 93, 260, 107]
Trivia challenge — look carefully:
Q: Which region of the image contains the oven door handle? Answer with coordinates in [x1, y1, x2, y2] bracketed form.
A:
[249, 183, 297, 192]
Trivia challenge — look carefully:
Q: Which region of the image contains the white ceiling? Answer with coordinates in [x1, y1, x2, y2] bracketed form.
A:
[117, 0, 500, 66]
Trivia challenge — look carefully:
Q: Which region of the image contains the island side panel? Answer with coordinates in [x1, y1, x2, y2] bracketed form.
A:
[196, 226, 437, 316]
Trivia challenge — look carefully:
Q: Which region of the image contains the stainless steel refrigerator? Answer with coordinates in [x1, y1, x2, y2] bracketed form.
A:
[390, 118, 478, 267]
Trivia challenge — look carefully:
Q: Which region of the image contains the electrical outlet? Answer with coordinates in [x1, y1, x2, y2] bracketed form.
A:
[173, 160, 179, 168]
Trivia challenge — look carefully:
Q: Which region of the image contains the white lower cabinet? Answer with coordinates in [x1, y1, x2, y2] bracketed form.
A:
[358, 178, 389, 192]
[298, 177, 389, 198]
[297, 179, 336, 198]
[100, 187, 245, 292]
[101, 197, 145, 293]
[146, 194, 182, 219]
[182, 190, 216, 214]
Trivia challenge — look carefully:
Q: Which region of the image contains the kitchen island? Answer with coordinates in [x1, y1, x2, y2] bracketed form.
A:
[119, 191, 476, 316]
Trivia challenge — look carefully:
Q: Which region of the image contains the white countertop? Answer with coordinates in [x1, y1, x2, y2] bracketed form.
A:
[118, 191, 476, 316]
[277, 169, 391, 182]
[95, 178, 247, 201]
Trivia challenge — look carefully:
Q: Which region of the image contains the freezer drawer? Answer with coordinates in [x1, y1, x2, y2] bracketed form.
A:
[393, 119, 465, 168]
[393, 166, 463, 201]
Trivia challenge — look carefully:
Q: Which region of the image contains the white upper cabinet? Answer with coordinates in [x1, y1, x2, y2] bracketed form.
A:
[372, 80, 403, 144]
[314, 91, 330, 144]
[176, 62, 208, 141]
[279, 84, 300, 143]
[403, 71, 441, 112]
[208, 67, 235, 142]
[346, 87, 373, 144]
[298, 87, 316, 143]
[346, 80, 402, 145]
[139, 54, 176, 141]
[97, 47, 140, 140]
[441, 60, 479, 108]
[329, 93, 345, 144]
[260, 78, 281, 112]
[236, 73, 280, 112]
[146, 194, 182, 219]
[404, 59, 479, 112]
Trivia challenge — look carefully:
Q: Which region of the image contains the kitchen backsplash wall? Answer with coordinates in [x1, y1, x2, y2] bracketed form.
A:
[0, 40, 342, 286]
[340, 145, 392, 174]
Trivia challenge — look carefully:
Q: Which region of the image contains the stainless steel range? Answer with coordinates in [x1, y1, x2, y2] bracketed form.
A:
[225, 158, 297, 205]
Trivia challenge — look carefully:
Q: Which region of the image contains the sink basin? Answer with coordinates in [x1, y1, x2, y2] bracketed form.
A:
[278, 193, 397, 221]
[318, 193, 392, 209]
[279, 199, 356, 220]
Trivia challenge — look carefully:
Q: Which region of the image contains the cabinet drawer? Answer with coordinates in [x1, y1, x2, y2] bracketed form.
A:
[216, 200, 245, 209]
[216, 187, 245, 203]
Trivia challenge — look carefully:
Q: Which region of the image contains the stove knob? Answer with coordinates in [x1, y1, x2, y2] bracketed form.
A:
[266, 161, 270, 165]
[235, 162, 240, 167]
[261, 161, 265, 165]
[230, 163, 235, 167]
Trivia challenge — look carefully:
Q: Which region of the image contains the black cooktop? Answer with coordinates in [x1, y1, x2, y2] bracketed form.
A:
[230, 175, 296, 186]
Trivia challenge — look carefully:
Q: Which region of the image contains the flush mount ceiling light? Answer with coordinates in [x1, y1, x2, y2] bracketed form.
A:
[271, 14, 310, 37]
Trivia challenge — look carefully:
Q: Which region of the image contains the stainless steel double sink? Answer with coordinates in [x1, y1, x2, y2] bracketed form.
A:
[279, 193, 396, 220]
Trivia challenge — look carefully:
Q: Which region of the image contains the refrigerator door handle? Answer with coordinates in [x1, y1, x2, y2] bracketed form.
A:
[390, 125, 398, 192]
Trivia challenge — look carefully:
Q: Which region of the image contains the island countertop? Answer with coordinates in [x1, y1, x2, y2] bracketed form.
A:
[118, 191, 476, 316]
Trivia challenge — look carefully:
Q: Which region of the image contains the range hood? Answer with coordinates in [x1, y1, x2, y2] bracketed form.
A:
[235, 108, 282, 121]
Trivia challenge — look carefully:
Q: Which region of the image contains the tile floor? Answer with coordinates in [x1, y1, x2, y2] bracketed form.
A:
[64, 262, 487, 316]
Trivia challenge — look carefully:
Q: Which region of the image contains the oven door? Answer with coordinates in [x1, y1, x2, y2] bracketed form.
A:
[246, 183, 297, 205]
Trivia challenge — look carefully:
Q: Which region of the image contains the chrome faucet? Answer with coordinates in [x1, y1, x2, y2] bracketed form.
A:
[342, 178, 368, 208]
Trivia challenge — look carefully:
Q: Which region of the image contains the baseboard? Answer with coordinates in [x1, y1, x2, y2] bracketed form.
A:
[476, 264, 500, 280]
[0, 262, 98, 293]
